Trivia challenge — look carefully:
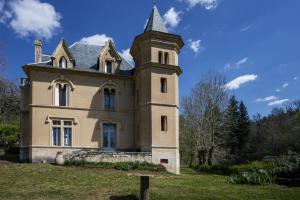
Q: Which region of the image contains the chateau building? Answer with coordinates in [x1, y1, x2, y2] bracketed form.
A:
[20, 5, 184, 174]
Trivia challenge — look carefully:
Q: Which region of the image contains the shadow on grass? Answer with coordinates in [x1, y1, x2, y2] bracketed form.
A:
[109, 194, 138, 200]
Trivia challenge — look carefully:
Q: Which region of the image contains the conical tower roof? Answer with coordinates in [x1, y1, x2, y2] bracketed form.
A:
[144, 5, 168, 33]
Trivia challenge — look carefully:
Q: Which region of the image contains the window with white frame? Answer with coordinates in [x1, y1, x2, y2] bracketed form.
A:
[55, 83, 69, 107]
[52, 119, 73, 147]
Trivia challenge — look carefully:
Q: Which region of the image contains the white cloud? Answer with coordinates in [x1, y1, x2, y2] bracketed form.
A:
[240, 25, 251, 32]
[180, 0, 219, 10]
[1, 0, 61, 39]
[188, 39, 202, 53]
[282, 82, 289, 88]
[293, 76, 298, 81]
[268, 99, 289, 106]
[226, 74, 258, 90]
[276, 89, 281, 92]
[255, 96, 277, 103]
[119, 48, 134, 65]
[163, 7, 182, 28]
[79, 34, 113, 46]
[224, 57, 248, 71]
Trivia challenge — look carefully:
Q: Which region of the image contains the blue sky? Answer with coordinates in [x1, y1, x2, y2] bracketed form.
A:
[0, 0, 300, 116]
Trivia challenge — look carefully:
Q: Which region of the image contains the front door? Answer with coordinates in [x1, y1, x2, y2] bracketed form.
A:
[103, 124, 116, 151]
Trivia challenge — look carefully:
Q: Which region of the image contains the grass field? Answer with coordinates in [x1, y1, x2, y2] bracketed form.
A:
[0, 163, 300, 200]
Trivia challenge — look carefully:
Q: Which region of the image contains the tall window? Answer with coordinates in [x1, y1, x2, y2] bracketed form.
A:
[52, 120, 61, 146]
[52, 120, 73, 146]
[104, 88, 116, 111]
[158, 51, 163, 64]
[105, 61, 112, 74]
[160, 78, 167, 93]
[164, 52, 169, 64]
[161, 116, 168, 131]
[59, 57, 67, 69]
[55, 83, 69, 107]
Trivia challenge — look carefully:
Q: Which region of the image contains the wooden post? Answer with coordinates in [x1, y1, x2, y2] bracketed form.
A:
[140, 176, 150, 200]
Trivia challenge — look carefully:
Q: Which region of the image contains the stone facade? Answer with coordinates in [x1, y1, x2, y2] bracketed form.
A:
[20, 5, 184, 174]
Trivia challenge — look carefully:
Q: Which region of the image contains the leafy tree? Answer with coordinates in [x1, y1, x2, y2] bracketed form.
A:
[0, 122, 20, 147]
[0, 77, 20, 147]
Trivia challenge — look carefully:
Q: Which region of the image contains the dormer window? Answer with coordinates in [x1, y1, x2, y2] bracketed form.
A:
[59, 57, 67, 69]
[105, 61, 112, 74]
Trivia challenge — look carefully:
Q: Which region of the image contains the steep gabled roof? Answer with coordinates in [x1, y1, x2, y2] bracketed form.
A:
[144, 5, 168, 33]
[52, 38, 75, 62]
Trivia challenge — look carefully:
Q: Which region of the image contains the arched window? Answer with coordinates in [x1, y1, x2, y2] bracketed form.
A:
[164, 52, 169, 64]
[59, 57, 67, 69]
[104, 88, 110, 110]
[110, 89, 116, 110]
[55, 83, 69, 106]
[104, 88, 116, 111]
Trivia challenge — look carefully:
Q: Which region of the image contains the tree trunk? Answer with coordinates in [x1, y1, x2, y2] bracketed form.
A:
[188, 152, 194, 167]
[207, 147, 214, 166]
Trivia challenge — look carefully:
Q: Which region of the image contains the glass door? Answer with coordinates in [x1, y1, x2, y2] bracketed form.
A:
[103, 124, 116, 151]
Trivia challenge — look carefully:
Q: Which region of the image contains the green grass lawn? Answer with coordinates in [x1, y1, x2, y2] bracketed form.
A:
[0, 163, 300, 200]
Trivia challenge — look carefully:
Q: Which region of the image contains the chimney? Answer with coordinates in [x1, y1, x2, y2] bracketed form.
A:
[34, 39, 42, 63]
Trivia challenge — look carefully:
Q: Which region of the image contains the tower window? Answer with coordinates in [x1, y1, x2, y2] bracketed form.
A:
[105, 61, 112, 74]
[164, 52, 169, 64]
[158, 51, 163, 64]
[160, 78, 167, 93]
[59, 57, 67, 69]
[161, 116, 168, 131]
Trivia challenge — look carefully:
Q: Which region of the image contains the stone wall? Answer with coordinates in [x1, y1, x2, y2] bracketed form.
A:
[69, 151, 152, 163]
[20, 147, 152, 164]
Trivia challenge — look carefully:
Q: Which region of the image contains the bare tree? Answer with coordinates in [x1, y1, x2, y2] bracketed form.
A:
[181, 70, 228, 166]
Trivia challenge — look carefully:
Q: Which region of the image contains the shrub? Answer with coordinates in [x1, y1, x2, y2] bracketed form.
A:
[229, 169, 275, 185]
[114, 162, 132, 171]
[273, 151, 300, 178]
[64, 160, 166, 172]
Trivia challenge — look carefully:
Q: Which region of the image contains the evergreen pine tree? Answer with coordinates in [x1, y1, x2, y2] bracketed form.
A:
[236, 101, 251, 161]
[223, 96, 239, 160]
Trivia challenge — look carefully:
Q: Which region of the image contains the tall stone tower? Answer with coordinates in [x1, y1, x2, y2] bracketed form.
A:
[130, 5, 184, 174]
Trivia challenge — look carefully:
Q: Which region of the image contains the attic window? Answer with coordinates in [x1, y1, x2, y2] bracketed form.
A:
[59, 57, 67, 69]
[105, 61, 112, 74]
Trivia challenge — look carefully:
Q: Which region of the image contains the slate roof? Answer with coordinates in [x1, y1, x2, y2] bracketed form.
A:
[34, 42, 134, 76]
[144, 5, 168, 33]
[69, 42, 104, 70]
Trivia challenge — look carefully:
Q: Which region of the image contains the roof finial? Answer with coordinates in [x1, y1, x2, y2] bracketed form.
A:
[153, 0, 156, 7]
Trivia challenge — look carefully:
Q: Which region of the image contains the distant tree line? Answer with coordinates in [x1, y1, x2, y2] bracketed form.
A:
[180, 71, 300, 166]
